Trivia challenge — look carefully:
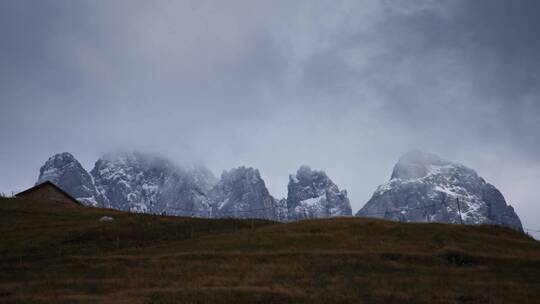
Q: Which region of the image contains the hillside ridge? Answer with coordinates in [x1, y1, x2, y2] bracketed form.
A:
[1, 197, 539, 303]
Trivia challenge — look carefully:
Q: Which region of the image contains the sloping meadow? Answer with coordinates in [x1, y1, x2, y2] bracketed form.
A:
[1, 197, 539, 304]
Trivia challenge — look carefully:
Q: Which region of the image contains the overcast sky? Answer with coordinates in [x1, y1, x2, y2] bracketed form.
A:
[0, 0, 539, 236]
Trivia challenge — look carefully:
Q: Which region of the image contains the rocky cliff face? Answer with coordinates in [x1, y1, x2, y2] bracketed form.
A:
[36, 153, 352, 221]
[37, 152, 216, 215]
[35, 152, 279, 219]
[286, 166, 352, 220]
[37, 152, 102, 205]
[356, 151, 523, 231]
[209, 167, 276, 219]
[273, 198, 289, 222]
[90, 152, 215, 216]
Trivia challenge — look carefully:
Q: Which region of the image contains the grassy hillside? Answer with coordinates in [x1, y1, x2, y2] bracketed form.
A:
[1, 197, 539, 304]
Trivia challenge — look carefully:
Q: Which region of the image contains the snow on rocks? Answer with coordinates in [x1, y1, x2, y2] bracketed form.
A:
[286, 166, 352, 220]
[356, 150, 523, 231]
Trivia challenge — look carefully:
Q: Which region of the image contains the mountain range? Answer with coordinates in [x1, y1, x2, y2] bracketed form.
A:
[35, 150, 522, 230]
[36, 151, 352, 221]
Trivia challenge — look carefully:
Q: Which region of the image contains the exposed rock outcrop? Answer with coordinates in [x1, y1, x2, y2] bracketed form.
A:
[37, 152, 102, 205]
[287, 166, 352, 220]
[90, 152, 215, 216]
[356, 151, 523, 231]
[208, 166, 276, 219]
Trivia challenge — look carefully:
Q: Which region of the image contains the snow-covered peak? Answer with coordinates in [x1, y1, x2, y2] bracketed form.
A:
[391, 150, 454, 180]
[289, 165, 334, 195]
[90, 151, 216, 215]
[35, 152, 354, 222]
[398, 150, 449, 166]
[220, 166, 262, 185]
[359, 151, 523, 231]
[37, 152, 100, 205]
[287, 166, 352, 219]
[97, 151, 172, 171]
[46, 151, 77, 163]
[209, 166, 275, 219]
[39, 152, 80, 181]
[294, 165, 328, 180]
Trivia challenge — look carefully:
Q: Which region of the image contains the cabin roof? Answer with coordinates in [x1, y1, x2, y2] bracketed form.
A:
[16, 181, 82, 205]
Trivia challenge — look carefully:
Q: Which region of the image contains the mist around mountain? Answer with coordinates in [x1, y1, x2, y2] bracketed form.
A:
[356, 150, 523, 231]
[35, 150, 523, 230]
[36, 152, 353, 221]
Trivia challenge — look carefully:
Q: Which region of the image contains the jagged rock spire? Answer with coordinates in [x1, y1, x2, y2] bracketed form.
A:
[287, 166, 352, 220]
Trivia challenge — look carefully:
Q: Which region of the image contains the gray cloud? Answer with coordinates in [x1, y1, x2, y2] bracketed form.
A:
[1, 0, 539, 236]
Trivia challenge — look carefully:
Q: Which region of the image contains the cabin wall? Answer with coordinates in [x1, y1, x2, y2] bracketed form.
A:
[18, 185, 78, 205]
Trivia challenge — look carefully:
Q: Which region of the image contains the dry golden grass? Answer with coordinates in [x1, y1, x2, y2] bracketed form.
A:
[1, 197, 539, 303]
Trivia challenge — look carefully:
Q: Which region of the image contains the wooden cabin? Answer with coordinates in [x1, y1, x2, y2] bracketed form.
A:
[16, 181, 81, 205]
